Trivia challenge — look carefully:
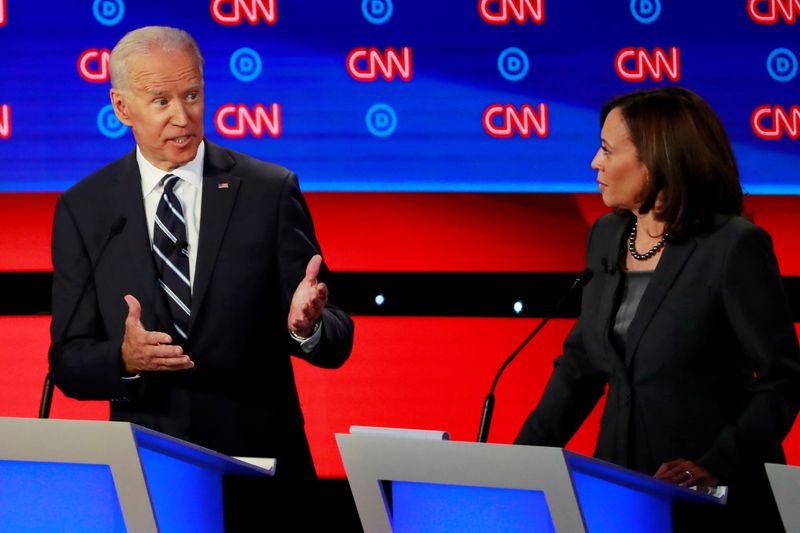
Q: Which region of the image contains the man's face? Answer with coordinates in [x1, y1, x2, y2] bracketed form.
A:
[110, 47, 204, 171]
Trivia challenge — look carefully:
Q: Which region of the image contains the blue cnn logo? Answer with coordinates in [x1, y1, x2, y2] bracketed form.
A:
[366, 103, 397, 137]
[498, 47, 529, 82]
[230, 48, 263, 82]
[630, 0, 660, 24]
[97, 104, 128, 139]
[767, 48, 798, 83]
[92, 0, 124, 26]
[362, 0, 393, 24]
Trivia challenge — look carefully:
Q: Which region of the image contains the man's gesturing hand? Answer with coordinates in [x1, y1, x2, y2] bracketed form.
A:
[288, 255, 328, 338]
[121, 295, 194, 374]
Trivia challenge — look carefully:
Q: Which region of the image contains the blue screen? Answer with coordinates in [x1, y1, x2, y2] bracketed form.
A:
[0, 0, 797, 192]
[390, 480, 556, 532]
[0, 460, 126, 532]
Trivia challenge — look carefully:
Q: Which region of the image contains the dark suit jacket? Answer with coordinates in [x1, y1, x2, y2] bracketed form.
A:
[516, 212, 800, 488]
[51, 141, 354, 478]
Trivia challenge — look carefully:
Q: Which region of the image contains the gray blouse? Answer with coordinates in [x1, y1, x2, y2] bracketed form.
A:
[612, 269, 654, 354]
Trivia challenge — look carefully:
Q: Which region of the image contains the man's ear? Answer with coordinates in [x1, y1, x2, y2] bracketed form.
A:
[110, 89, 133, 127]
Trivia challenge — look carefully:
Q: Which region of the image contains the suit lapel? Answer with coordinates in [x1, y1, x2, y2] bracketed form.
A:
[106, 152, 170, 332]
[190, 142, 240, 329]
[624, 236, 697, 367]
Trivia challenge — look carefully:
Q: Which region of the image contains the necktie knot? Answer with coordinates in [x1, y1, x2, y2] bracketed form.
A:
[162, 173, 180, 194]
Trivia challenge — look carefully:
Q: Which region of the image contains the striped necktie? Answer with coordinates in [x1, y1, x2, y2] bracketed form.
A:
[153, 173, 191, 340]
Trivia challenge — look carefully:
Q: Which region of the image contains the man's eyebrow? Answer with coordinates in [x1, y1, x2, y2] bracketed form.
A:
[144, 82, 202, 97]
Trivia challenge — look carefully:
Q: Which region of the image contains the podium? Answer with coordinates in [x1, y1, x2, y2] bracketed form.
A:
[337, 433, 724, 532]
[0, 417, 272, 532]
[766, 462, 800, 531]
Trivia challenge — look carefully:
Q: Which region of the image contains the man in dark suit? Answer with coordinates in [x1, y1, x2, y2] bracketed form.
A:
[50, 26, 354, 479]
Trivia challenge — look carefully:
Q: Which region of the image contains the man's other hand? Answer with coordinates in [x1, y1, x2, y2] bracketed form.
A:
[121, 295, 194, 374]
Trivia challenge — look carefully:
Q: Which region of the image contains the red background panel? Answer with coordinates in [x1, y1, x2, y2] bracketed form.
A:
[0, 194, 57, 272]
[0, 316, 107, 420]
[307, 193, 604, 272]
[2, 316, 799, 479]
[0, 191, 798, 479]
[2, 192, 799, 274]
[293, 316, 606, 478]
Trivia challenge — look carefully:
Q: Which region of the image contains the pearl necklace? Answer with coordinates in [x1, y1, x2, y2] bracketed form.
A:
[628, 221, 667, 261]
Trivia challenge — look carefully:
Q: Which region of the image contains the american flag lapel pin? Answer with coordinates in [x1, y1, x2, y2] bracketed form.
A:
[218, 180, 229, 189]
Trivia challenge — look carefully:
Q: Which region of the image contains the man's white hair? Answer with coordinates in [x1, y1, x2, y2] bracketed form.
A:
[109, 26, 204, 91]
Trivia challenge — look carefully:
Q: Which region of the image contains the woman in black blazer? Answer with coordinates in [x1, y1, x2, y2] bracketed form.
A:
[515, 87, 800, 531]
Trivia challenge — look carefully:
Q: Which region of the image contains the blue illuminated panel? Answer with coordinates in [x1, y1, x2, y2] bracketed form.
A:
[137, 443, 225, 533]
[389, 481, 556, 533]
[565, 452, 721, 532]
[0, 461, 126, 532]
[570, 469, 672, 533]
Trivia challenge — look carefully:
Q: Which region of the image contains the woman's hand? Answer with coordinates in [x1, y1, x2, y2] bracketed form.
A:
[654, 458, 718, 488]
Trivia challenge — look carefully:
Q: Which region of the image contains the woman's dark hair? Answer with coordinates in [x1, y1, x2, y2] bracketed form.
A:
[601, 86, 743, 239]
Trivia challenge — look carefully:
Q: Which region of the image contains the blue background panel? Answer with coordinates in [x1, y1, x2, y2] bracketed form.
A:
[0, 0, 797, 193]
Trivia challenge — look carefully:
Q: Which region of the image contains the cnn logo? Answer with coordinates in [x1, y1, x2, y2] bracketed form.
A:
[748, 0, 799, 24]
[210, 0, 276, 25]
[0, 105, 10, 139]
[483, 104, 548, 138]
[347, 47, 413, 81]
[752, 105, 800, 140]
[78, 49, 111, 83]
[215, 104, 281, 138]
[478, 0, 544, 24]
[615, 47, 680, 82]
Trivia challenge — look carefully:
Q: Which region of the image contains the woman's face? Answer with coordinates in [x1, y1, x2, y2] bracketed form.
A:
[591, 107, 649, 212]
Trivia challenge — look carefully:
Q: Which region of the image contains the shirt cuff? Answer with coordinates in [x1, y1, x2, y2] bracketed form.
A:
[289, 321, 322, 353]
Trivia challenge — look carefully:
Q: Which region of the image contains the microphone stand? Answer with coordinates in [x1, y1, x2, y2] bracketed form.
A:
[476, 269, 593, 443]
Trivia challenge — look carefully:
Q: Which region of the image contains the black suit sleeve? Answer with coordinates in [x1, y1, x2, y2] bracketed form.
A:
[697, 225, 800, 481]
[514, 318, 607, 446]
[50, 195, 133, 400]
[276, 173, 354, 369]
[515, 222, 607, 446]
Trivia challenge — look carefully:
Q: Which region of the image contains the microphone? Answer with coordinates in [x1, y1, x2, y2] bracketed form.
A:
[476, 268, 594, 443]
[39, 216, 127, 419]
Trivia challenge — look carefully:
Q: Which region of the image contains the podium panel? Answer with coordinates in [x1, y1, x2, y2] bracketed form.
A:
[337, 433, 723, 532]
[766, 462, 800, 531]
[0, 417, 272, 532]
[391, 481, 555, 532]
[0, 461, 125, 532]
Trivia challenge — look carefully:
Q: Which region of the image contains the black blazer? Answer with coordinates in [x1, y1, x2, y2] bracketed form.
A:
[516, 212, 800, 486]
[51, 141, 354, 478]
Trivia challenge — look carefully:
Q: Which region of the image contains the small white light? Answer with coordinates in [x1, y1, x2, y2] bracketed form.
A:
[375, 294, 385, 306]
[513, 301, 523, 315]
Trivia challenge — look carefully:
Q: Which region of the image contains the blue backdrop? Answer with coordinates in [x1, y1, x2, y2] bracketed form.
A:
[0, 0, 797, 192]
